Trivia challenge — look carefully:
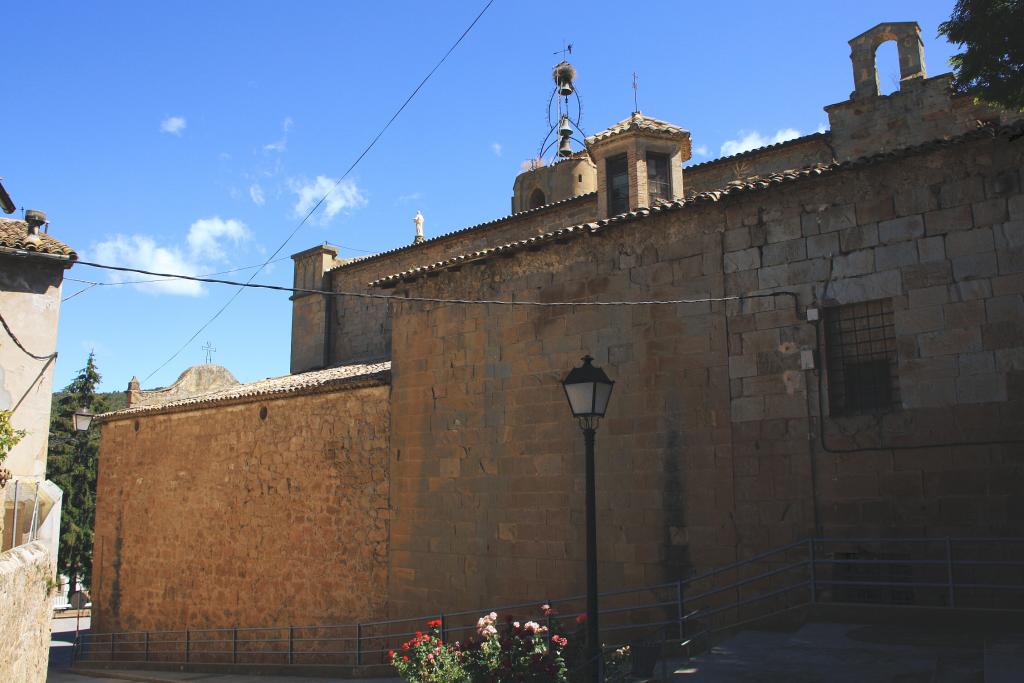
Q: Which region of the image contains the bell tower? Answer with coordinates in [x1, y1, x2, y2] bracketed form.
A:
[585, 112, 691, 219]
[510, 53, 597, 213]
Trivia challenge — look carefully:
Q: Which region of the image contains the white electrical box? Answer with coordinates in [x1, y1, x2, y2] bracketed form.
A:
[800, 349, 815, 370]
[806, 307, 820, 321]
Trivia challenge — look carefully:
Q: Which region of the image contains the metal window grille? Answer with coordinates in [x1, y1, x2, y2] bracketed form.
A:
[646, 152, 671, 205]
[824, 299, 899, 415]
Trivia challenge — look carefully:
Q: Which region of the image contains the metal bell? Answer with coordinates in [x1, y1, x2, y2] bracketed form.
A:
[558, 115, 573, 138]
[558, 135, 573, 157]
[558, 81, 574, 97]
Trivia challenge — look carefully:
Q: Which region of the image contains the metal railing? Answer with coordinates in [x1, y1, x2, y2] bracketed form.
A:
[73, 537, 1024, 674]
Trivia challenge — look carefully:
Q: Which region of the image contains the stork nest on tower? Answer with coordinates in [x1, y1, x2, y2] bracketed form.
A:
[552, 61, 576, 89]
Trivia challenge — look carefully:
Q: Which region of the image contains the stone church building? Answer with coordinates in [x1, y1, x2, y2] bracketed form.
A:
[93, 22, 1024, 636]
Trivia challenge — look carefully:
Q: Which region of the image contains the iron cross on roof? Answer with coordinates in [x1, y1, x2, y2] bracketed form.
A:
[202, 341, 216, 364]
[553, 41, 573, 59]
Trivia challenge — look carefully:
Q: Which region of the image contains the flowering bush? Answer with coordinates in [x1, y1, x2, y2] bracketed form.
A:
[391, 610, 568, 683]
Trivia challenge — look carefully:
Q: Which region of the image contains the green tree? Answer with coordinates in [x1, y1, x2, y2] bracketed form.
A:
[47, 352, 109, 592]
[0, 409, 25, 489]
[939, 0, 1024, 110]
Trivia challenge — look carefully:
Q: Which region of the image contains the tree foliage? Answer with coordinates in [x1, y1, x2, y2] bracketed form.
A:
[0, 409, 25, 488]
[939, 0, 1024, 110]
[47, 352, 109, 591]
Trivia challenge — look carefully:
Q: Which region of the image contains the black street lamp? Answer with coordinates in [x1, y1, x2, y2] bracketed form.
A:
[562, 355, 614, 683]
[72, 409, 94, 433]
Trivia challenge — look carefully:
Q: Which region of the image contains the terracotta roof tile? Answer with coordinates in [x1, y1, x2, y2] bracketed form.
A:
[371, 122, 1021, 288]
[585, 112, 689, 145]
[0, 219, 77, 258]
[98, 361, 391, 421]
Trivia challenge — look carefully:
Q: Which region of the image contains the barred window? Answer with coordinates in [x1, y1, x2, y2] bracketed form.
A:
[824, 299, 899, 416]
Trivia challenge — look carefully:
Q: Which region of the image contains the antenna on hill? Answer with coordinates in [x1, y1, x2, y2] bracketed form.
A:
[202, 341, 216, 365]
[632, 72, 640, 114]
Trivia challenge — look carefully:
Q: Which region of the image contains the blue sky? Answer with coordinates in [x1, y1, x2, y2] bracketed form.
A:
[4, 1, 961, 393]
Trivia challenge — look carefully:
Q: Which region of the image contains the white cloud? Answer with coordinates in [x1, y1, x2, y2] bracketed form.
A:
[816, 123, 828, 134]
[282, 116, 294, 132]
[92, 235, 204, 296]
[491, 142, 502, 156]
[263, 139, 286, 153]
[249, 183, 265, 206]
[160, 116, 187, 136]
[720, 128, 801, 157]
[290, 176, 366, 223]
[694, 144, 710, 157]
[397, 191, 424, 205]
[186, 217, 250, 262]
[91, 217, 251, 296]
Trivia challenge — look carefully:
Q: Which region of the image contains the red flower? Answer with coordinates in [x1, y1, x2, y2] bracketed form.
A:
[427, 619, 443, 629]
[575, 614, 586, 624]
[402, 655, 409, 662]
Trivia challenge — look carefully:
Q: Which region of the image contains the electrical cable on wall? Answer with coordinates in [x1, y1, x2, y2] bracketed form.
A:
[141, 0, 497, 383]
[0, 310, 57, 361]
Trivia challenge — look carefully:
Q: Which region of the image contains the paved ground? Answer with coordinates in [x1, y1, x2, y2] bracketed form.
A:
[660, 621, 1024, 682]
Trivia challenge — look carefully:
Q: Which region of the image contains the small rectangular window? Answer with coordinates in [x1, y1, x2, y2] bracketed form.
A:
[646, 152, 671, 205]
[824, 299, 899, 415]
[606, 154, 629, 215]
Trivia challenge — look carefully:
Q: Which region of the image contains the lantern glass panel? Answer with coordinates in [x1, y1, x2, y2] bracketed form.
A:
[564, 382, 595, 417]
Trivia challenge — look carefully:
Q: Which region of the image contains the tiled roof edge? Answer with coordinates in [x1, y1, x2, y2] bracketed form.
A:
[371, 122, 1021, 288]
[327, 192, 597, 273]
[97, 364, 391, 422]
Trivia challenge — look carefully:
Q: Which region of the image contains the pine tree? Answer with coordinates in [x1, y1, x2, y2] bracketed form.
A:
[939, 0, 1024, 111]
[47, 352, 109, 593]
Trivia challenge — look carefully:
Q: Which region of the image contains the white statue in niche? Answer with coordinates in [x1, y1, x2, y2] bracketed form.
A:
[413, 210, 424, 243]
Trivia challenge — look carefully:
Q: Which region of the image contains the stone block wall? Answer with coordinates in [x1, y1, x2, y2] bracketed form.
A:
[0, 540, 55, 683]
[382, 127, 1024, 616]
[718, 129, 1024, 546]
[386, 204, 736, 618]
[92, 385, 390, 633]
[324, 194, 599, 367]
[825, 75, 1022, 161]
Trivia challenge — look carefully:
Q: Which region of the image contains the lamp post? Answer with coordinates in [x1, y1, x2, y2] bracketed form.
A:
[562, 355, 614, 683]
[70, 408, 94, 647]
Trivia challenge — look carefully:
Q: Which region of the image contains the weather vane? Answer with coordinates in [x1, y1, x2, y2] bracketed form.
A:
[202, 341, 216, 365]
[554, 41, 573, 59]
[632, 72, 640, 114]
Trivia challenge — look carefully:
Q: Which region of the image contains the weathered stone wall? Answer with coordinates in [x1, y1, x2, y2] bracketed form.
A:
[0, 256, 65, 483]
[383, 129, 1024, 616]
[92, 385, 390, 633]
[826, 75, 1022, 162]
[0, 541, 55, 683]
[385, 201, 735, 618]
[685, 135, 835, 196]
[325, 193, 599, 367]
[720, 130, 1024, 546]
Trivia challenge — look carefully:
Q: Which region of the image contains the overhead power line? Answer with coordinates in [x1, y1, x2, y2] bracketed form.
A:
[65, 257, 794, 309]
[142, 0, 497, 383]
